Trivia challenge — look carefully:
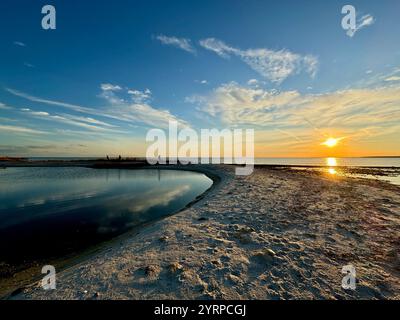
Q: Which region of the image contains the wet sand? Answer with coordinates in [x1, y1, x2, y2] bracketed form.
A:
[5, 163, 400, 300]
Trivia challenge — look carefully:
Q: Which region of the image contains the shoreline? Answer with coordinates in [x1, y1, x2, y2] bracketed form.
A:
[2, 163, 400, 299]
[2, 158, 400, 169]
[0, 164, 225, 299]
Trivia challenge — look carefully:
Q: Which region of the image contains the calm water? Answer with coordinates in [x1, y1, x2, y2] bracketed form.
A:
[255, 157, 400, 167]
[0, 168, 213, 265]
[254, 158, 400, 185]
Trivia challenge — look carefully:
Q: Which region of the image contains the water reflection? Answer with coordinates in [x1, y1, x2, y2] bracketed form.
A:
[0, 168, 213, 264]
[328, 168, 337, 175]
[326, 157, 337, 176]
[327, 157, 337, 167]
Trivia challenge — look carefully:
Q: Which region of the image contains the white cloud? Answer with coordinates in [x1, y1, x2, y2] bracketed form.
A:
[199, 38, 318, 84]
[99, 85, 125, 105]
[64, 115, 117, 128]
[199, 38, 234, 58]
[127, 88, 152, 103]
[156, 35, 196, 54]
[0, 124, 47, 134]
[20, 108, 122, 133]
[195, 80, 208, 85]
[347, 14, 375, 37]
[7, 86, 187, 130]
[0, 102, 11, 110]
[101, 83, 122, 91]
[13, 41, 26, 47]
[385, 76, 400, 82]
[247, 79, 259, 86]
[6, 88, 93, 114]
[99, 85, 189, 128]
[30, 111, 50, 117]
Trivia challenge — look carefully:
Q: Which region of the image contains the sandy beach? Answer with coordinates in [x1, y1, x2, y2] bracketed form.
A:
[6, 164, 400, 300]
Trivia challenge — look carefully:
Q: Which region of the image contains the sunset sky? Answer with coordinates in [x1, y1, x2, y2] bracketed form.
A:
[0, 0, 399, 158]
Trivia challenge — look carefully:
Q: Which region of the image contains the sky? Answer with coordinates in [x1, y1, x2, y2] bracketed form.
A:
[0, 0, 399, 158]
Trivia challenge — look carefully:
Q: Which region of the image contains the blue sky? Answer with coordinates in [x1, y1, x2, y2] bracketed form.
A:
[1, 0, 400, 157]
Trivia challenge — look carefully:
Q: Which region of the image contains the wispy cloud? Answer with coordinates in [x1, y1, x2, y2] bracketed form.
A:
[353, 66, 400, 88]
[0, 124, 47, 135]
[6, 88, 93, 114]
[156, 35, 196, 54]
[20, 108, 121, 133]
[195, 80, 208, 85]
[99, 85, 189, 128]
[6, 86, 189, 130]
[128, 88, 152, 103]
[100, 83, 122, 91]
[385, 76, 400, 82]
[0, 102, 12, 110]
[199, 38, 318, 83]
[188, 82, 400, 142]
[247, 79, 259, 86]
[13, 41, 26, 47]
[347, 14, 375, 37]
[199, 38, 233, 58]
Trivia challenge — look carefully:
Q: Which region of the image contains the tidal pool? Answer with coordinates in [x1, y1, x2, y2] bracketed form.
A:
[0, 167, 213, 266]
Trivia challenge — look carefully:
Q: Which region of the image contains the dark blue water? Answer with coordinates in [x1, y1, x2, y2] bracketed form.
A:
[0, 168, 213, 265]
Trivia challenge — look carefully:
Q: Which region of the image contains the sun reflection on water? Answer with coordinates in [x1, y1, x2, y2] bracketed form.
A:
[328, 168, 337, 175]
[326, 157, 337, 176]
[327, 157, 337, 167]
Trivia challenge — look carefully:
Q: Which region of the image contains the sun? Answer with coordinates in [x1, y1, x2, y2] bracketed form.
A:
[322, 137, 340, 148]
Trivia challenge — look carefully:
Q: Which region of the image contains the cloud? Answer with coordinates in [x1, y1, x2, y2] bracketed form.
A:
[385, 76, 400, 82]
[199, 38, 234, 58]
[101, 83, 122, 91]
[63, 115, 117, 128]
[20, 108, 121, 133]
[347, 14, 375, 37]
[199, 38, 318, 83]
[0, 102, 12, 110]
[127, 88, 152, 103]
[0, 124, 47, 135]
[7, 86, 186, 129]
[353, 66, 400, 88]
[156, 35, 196, 54]
[13, 41, 26, 47]
[98, 86, 125, 105]
[24, 62, 35, 68]
[99, 85, 189, 128]
[195, 80, 208, 85]
[188, 82, 400, 142]
[247, 79, 259, 86]
[6, 88, 93, 114]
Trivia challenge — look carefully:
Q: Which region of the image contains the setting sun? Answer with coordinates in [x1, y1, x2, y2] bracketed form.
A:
[322, 138, 340, 148]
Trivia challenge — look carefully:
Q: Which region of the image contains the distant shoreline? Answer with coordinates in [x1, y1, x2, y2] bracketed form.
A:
[1, 158, 400, 170]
